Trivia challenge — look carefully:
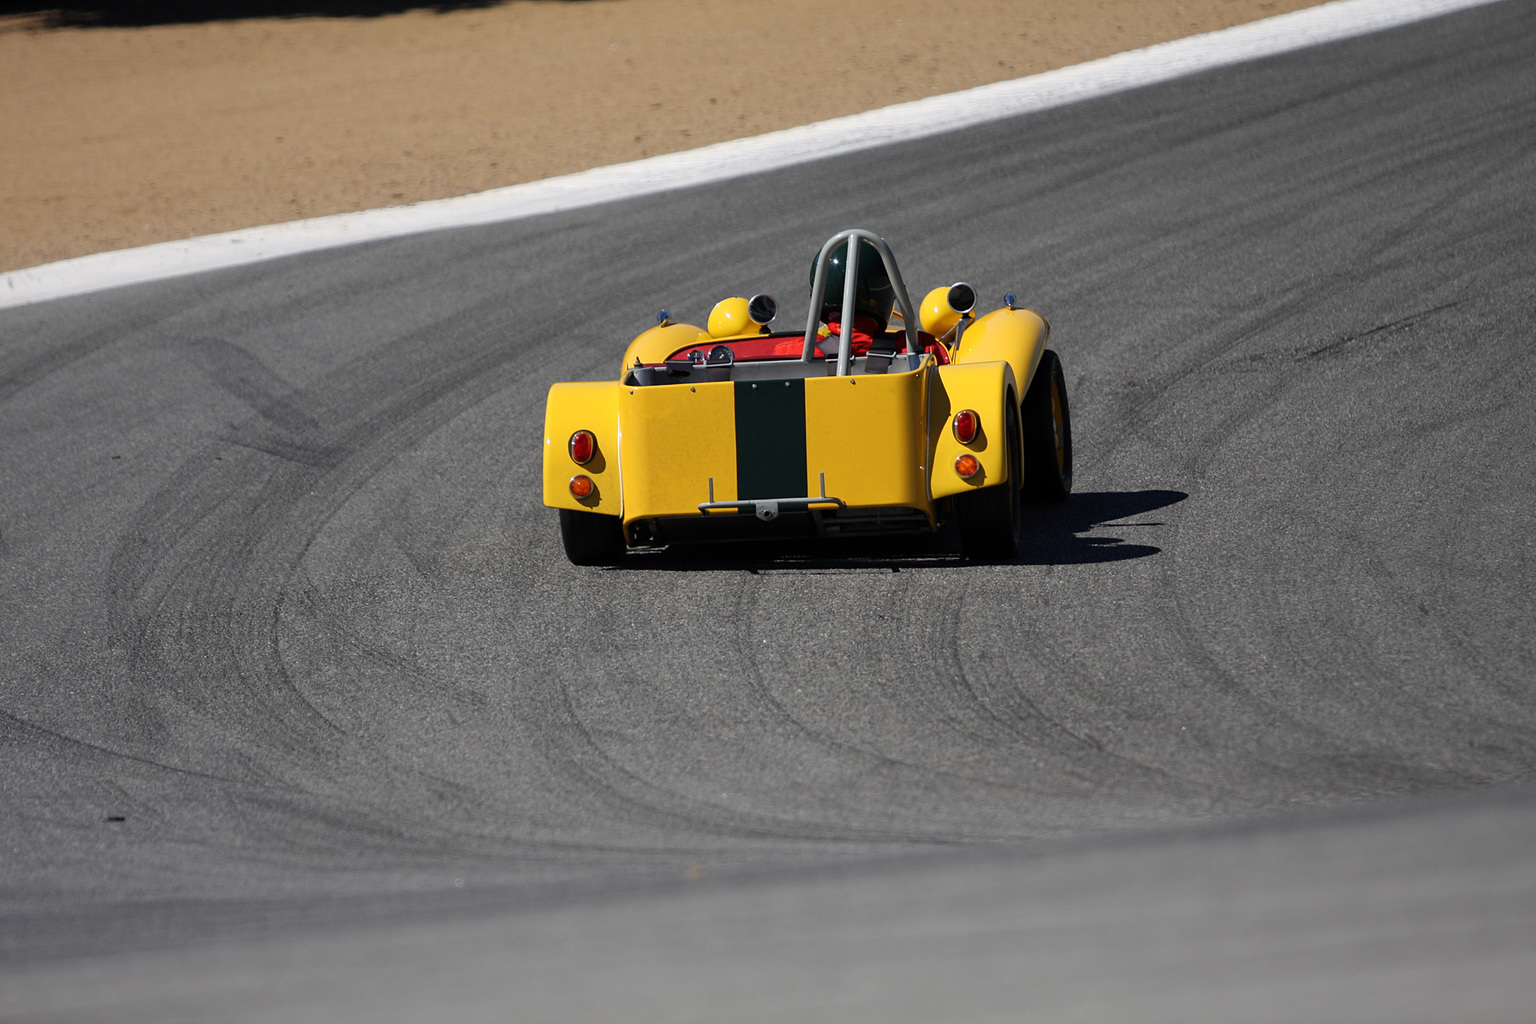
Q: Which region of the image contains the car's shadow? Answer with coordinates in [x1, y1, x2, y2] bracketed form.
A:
[611, 490, 1188, 572]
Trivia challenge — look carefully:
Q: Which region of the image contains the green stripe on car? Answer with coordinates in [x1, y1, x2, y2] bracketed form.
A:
[734, 379, 808, 500]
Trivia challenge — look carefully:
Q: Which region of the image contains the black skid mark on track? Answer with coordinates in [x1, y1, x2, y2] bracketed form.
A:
[722, 574, 1052, 818]
[548, 671, 928, 848]
[0, 296, 182, 405]
[913, 563, 1205, 807]
[541, 577, 963, 848]
[1302, 301, 1463, 361]
[185, 338, 346, 467]
[98, 308, 543, 800]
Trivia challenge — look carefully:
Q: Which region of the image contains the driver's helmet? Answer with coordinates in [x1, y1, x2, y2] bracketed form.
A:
[810, 239, 896, 331]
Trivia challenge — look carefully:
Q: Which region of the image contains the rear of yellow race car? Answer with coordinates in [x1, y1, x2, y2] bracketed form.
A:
[542, 227, 1070, 565]
[547, 364, 943, 551]
[544, 355, 1031, 561]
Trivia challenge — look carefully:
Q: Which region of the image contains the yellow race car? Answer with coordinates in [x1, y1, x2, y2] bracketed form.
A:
[543, 229, 1072, 565]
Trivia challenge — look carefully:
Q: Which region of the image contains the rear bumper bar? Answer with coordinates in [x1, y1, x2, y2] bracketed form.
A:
[628, 505, 933, 547]
[697, 496, 846, 520]
[697, 472, 846, 521]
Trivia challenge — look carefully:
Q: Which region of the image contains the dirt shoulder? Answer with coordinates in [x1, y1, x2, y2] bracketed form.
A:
[0, 0, 1324, 274]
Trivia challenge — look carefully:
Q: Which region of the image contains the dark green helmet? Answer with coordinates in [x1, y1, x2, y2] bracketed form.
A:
[810, 239, 896, 331]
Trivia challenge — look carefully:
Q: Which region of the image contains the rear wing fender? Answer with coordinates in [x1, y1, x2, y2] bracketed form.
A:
[543, 382, 622, 514]
[950, 307, 1050, 395]
[928, 361, 1017, 502]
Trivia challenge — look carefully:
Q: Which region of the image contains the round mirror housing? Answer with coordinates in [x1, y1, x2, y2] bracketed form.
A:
[747, 293, 778, 326]
[920, 283, 976, 338]
[707, 297, 754, 338]
[946, 282, 976, 315]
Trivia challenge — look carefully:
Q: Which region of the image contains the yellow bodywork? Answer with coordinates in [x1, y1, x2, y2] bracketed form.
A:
[544, 301, 1053, 544]
[619, 381, 738, 520]
[951, 307, 1050, 398]
[919, 285, 966, 339]
[804, 368, 931, 514]
[618, 321, 709, 377]
[927, 361, 1016, 501]
[543, 382, 621, 514]
[707, 297, 768, 339]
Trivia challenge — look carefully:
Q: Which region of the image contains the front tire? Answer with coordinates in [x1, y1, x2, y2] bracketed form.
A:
[559, 508, 626, 566]
[1022, 349, 1072, 502]
[956, 397, 1023, 561]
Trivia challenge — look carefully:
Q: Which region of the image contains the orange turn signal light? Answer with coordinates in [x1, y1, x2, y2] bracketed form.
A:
[954, 454, 981, 479]
[569, 474, 595, 499]
[569, 430, 596, 464]
[952, 409, 979, 444]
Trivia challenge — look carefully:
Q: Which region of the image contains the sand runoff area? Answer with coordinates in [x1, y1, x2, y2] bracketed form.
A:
[1, 0, 1327, 274]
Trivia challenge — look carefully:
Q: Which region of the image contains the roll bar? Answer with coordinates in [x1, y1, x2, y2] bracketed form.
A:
[803, 229, 921, 377]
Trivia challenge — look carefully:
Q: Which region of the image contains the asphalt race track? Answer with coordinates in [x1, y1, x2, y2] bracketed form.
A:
[3, 3, 1535, 1020]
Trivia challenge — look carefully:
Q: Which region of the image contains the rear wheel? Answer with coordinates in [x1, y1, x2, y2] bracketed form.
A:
[1022, 349, 1072, 501]
[956, 397, 1023, 561]
[558, 508, 626, 566]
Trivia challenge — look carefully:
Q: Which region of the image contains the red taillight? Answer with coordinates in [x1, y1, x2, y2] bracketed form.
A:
[569, 430, 596, 464]
[569, 475, 595, 498]
[955, 454, 980, 479]
[952, 409, 979, 444]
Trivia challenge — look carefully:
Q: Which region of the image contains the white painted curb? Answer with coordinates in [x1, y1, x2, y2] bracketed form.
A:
[0, 0, 1502, 311]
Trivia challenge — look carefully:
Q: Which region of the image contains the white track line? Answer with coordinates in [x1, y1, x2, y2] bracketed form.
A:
[0, 0, 1502, 311]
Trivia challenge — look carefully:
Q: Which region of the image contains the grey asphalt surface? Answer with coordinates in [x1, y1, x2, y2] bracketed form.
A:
[2, 2, 1535, 1020]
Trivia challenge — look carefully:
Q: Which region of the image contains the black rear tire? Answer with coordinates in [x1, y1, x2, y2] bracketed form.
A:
[1022, 349, 1072, 502]
[559, 508, 626, 566]
[956, 397, 1023, 561]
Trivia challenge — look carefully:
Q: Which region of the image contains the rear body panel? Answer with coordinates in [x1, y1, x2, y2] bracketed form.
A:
[543, 348, 1042, 547]
[618, 365, 936, 542]
[803, 370, 930, 513]
[927, 361, 1014, 501]
[540, 229, 1055, 552]
[543, 381, 621, 514]
[619, 380, 739, 520]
